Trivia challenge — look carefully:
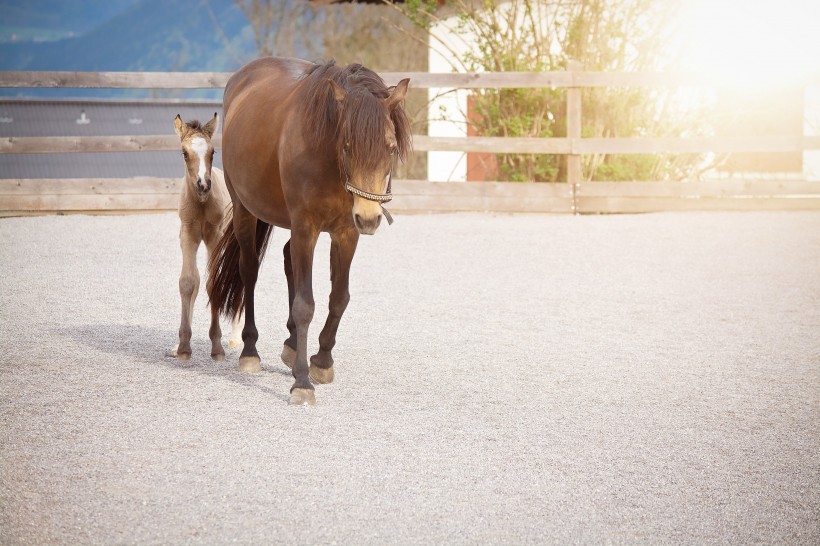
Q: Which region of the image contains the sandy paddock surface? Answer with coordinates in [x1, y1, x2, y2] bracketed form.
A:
[1, 211, 818, 544]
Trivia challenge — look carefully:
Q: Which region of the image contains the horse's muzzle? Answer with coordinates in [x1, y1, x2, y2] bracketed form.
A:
[196, 177, 211, 193]
[353, 212, 381, 235]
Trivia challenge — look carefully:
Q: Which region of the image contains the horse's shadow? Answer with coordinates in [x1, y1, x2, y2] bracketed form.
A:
[53, 323, 291, 403]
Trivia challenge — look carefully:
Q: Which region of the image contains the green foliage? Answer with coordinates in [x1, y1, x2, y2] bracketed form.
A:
[403, 0, 441, 29]
[400, 0, 705, 182]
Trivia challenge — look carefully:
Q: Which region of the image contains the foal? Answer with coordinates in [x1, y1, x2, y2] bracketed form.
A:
[169, 113, 241, 360]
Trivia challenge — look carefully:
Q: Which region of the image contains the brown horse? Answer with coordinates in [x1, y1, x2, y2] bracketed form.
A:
[168, 113, 242, 361]
[208, 57, 411, 406]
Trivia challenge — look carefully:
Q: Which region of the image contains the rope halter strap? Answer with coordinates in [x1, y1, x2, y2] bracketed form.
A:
[341, 149, 395, 225]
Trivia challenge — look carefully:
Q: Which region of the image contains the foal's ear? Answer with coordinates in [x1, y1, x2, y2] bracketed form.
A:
[386, 78, 409, 111]
[203, 112, 219, 138]
[173, 114, 186, 139]
[329, 80, 346, 103]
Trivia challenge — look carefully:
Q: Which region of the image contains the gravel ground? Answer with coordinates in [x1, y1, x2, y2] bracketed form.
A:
[1, 211, 818, 545]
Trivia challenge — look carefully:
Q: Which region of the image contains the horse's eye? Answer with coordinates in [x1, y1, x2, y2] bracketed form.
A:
[182, 150, 189, 159]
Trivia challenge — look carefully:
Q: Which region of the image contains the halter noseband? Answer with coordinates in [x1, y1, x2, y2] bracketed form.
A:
[341, 148, 395, 225]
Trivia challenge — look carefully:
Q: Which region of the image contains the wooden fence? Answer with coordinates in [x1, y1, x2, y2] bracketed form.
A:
[2, 69, 820, 215]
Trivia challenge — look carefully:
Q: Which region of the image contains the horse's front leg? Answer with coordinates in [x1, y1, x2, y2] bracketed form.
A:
[309, 228, 359, 384]
[173, 222, 202, 360]
[288, 225, 319, 406]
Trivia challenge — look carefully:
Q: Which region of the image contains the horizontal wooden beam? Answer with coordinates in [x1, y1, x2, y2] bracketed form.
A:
[0, 178, 576, 215]
[2, 178, 818, 217]
[412, 135, 572, 153]
[572, 136, 820, 154]
[0, 178, 182, 195]
[5, 134, 820, 155]
[4, 70, 819, 90]
[576, 180, 820, 197]
[0, 71, 232, 89]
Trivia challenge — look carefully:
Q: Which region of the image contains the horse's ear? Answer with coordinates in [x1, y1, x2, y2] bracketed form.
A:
[203, 112, 219, 138]
[329, 80, 346, 103]
[173, 114, 185, 139]
[386, 78, 409, 111]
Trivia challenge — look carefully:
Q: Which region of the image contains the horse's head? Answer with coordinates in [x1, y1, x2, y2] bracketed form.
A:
[173, 113, 218, 203]
[330, 77, 411, 235]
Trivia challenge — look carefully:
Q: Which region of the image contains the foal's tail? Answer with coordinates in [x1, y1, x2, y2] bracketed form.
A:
[207, 209, 274, 320]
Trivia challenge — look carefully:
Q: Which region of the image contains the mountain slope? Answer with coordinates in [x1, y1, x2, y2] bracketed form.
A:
[0, 0, 137, 40]
[0, 0, 255, 72]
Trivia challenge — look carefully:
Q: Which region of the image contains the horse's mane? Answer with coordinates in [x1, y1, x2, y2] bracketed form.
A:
[300, 60, 412, 172]
[185, 120, 205, 132]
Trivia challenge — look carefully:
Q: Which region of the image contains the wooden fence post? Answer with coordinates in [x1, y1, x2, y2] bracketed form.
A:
[566, 61, 583, 214]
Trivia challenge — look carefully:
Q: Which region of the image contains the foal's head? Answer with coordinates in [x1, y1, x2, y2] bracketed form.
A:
[173, 113, 218, 202]
[330, 76, 411, 234]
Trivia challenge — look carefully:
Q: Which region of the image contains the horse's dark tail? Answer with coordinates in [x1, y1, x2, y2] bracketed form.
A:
[207, 210, 274, 320]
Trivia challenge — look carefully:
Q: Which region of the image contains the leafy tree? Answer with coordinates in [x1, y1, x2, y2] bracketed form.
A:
[398, 0, 706, 182]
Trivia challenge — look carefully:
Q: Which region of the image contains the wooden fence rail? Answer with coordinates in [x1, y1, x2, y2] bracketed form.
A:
[2, 70, 819, 214]
[6, 134, 820, 155]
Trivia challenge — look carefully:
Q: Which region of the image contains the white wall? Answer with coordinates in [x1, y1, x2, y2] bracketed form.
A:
[427, 15, 470, 182]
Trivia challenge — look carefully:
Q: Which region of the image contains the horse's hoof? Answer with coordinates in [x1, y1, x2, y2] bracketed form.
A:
[280, 345, 296, 369]
[239, 355, 261, 372]
[309, 364, 334, 384]
[227, 339, 241, 349]
[212, 352, 225, 362]
[167, 349, 191, 361]
[289, 388, 316, 407]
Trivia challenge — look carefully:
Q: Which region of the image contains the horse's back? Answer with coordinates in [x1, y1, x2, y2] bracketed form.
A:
[222, 57, 314, 228]
[223, 57, 313, 117]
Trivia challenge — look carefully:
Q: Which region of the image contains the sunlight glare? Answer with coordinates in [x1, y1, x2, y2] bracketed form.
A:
[678, 0, 820, 86]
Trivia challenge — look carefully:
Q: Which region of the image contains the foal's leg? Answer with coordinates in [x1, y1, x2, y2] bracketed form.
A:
[233, 203, 263, 372]
[309, 228, 359, 384]
[203, 223, 225, 361]
[280, 238, 297, 368]
[175, 222, 202, 360]
[288, 224, 320, 405]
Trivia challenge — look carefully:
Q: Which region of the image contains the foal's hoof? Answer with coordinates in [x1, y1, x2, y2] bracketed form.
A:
[309, 364, 334, 384]
[239, 355, 261, 372]
[280, 345, 296, 369]
[227, 339, 242, 349]
[289, 388, 316, 407]
[211, 352, 226, 362]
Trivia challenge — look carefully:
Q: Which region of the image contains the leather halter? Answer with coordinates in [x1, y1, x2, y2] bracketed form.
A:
[341, 148, 395, 225]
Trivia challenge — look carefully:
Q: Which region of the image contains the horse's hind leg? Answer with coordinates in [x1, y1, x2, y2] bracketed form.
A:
[309, 228, 359, 384]
[173, 222, 202, 360]
[233, 202, 263, 372]
[204, 224, 225, 361]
